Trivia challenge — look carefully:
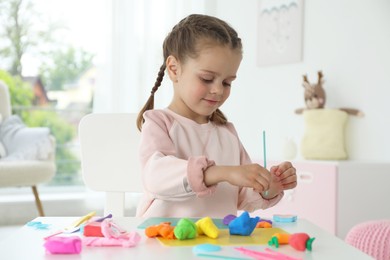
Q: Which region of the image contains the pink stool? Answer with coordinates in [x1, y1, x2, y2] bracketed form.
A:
[345, 220, 390, 260]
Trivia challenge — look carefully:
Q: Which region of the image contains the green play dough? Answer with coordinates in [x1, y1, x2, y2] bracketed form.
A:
[174, 218, 197, 240]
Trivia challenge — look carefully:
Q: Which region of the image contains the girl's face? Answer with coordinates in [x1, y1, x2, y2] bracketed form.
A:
[167, 44, 242, 124]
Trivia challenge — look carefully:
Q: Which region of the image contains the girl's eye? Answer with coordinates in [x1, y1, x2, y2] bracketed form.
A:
[223, 82, 232, 87]
[201, 78, 213, 83]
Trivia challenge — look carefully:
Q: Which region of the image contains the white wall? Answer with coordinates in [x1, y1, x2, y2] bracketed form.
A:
[214, 0, 390, 161]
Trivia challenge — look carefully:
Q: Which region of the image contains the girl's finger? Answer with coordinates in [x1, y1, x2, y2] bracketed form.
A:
[277, 166, 296, 180]
[255, 175, 269, 191]
[283, 181, 297, 190]
[270, 165, 279, 174]
[281, 173, 297, 185]
[275, 162, 294, 176]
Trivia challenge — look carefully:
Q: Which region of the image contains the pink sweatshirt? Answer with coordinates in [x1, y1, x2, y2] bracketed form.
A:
[136, 108, 283, 218]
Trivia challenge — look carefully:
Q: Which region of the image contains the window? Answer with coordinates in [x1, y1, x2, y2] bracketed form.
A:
[0, 0, 106, 187]
[0, 0, 213, 189]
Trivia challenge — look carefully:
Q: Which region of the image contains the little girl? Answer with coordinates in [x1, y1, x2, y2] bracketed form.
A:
[136, 14, 296, 218]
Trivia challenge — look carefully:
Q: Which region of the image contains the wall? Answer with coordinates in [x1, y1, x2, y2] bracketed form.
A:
[214, 0, 390, 161]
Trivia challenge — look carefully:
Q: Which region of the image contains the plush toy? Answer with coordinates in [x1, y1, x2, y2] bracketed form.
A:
[295, 71, 364, 116]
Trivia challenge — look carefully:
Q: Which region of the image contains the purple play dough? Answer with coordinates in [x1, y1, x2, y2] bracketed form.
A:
[222, 214, 237, 225]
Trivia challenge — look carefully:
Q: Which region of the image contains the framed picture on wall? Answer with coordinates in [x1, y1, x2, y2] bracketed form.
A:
[257, 0, 304, 67]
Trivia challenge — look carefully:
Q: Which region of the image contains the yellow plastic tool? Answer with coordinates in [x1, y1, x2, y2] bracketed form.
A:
[65, 211, 96, 230]
[44, 211, 96, 239]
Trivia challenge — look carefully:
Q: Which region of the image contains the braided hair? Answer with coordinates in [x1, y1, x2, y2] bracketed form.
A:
[137, 14, 242, 130]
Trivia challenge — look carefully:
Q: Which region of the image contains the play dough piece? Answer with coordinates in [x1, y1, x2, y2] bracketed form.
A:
[174, 218, 197, 240]
[256, 221, 272, 228]
[145, 222, 175, 239]
[259, 218, 272, 224]
[289, 233, 315, 251]
[44, 236, 82, 254]
[193, 243, 222, 254]
[84, 222, 104, 237]
[268, 232, 315, 251]
[222, 214, 236, 225]
[195, 217, 220, 239]
[268, 233, 290, 248]
[228, 211, 259, 236]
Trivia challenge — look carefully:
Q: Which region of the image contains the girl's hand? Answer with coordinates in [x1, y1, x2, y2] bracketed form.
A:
[204, 164, 271, 192]
[226, 164, 271, 192]
[270, 161, 297, 191]
[260, 161, 296, 199]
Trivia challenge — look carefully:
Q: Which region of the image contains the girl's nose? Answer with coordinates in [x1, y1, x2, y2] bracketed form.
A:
[210, 82, 224, 95]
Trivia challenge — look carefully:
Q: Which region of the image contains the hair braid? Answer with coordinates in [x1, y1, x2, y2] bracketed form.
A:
[136, 64, 166, 131]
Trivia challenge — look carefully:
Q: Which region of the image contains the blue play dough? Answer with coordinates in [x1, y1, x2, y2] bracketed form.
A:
[228, 211, 259, 236]
[26, 221, 50, 230]
[193, 244, 222, 254]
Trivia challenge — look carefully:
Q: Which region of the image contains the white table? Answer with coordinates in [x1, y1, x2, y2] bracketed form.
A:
[0, 217, 373, 260]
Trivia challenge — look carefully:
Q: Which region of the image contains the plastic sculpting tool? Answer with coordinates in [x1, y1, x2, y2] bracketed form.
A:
[66, 211, 96, 230]
[196, 253, 250, 260]
[263, 130, 269, 196]
[44, 211, 96, 239]
[235, 247, 303, 260]
[92, 213, 113, 223]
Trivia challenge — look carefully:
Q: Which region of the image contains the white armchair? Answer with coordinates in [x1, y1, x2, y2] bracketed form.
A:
[0, 80, 56, 216]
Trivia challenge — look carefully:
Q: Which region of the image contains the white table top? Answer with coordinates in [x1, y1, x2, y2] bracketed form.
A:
[0, 217, 373, 260]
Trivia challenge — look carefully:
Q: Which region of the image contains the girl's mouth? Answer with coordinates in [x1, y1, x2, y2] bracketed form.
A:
[203, 99, 219, 106]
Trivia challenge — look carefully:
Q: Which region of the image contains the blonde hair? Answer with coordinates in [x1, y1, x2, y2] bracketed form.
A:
[137, 14, 242, 131]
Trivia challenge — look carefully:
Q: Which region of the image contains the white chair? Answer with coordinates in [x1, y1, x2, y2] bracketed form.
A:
[78, 113, 142, 217]
[0, 80, 56, 216]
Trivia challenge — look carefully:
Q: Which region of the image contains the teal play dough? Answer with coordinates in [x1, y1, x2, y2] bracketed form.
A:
[193, 244, 222, 254]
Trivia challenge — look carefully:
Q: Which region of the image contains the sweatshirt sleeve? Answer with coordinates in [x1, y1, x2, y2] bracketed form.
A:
[225, 123, 284, 211]
[139, 110, 217, 201]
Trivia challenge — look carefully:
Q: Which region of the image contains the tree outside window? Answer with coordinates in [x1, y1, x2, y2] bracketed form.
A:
[0, 0, 97, 185]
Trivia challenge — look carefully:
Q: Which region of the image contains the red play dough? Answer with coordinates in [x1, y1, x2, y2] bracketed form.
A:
[84, 222, 104, 237]
[289, 233, 310, 251]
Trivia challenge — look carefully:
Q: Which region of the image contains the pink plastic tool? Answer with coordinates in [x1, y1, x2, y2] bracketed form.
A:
[235, 247, 302, 260]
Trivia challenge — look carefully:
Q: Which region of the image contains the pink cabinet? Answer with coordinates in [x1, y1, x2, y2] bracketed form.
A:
[251, 161, 390, 239]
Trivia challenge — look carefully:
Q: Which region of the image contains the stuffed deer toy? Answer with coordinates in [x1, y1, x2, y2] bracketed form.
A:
[295, 71, 363, 116]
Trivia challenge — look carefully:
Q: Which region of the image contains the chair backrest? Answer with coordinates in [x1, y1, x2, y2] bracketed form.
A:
[79, 113, 142, 217]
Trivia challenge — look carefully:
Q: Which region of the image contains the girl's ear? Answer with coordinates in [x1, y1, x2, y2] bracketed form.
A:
[166, 55, 180, 82]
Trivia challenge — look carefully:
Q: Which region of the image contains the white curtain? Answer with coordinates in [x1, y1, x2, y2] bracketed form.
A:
[93, 0, 217, 113]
